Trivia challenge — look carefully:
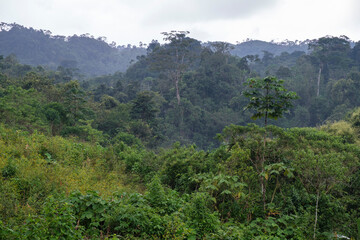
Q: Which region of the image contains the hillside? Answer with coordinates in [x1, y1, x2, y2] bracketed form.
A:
[1, 27, 360, 239]
[0, 23, 146, 76]
[1, 29, 360, 149]
[0, 23, 314, 77]
[231, 39, 309, 57]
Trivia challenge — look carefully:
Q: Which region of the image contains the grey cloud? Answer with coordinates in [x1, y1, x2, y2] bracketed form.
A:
[145, 0, 280, 24]
[353, 0, 360, 23]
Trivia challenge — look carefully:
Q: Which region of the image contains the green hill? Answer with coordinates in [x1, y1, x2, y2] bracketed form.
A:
[0, 23, 146, 76]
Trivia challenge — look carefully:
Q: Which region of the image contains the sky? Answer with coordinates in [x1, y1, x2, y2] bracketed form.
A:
[0, 0, 359, 46]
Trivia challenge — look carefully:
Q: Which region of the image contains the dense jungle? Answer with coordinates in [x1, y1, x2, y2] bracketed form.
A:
[0, 24, 360, 239]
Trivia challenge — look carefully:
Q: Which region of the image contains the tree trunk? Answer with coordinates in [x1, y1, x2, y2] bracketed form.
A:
[313, 189, 320, 239]
[175, 76, 181, 105]
[270, 176, 279, 204]
[174, 69, 183, 137]
[261, 171, 266, 214]
[261, 98, 269, 215]
[175, 52, 185, 106]
[317, 67, 322, 97]
[261, 120, 267, 215]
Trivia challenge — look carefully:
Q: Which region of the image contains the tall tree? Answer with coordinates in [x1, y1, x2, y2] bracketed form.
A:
[148, 31, 201, 106]
[243, 76, 297, 214]
[243, 76, 298, 127]
[308, 36, 351, 96]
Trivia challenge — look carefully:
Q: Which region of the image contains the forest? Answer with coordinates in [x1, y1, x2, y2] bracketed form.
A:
[0, 28, 360, 239]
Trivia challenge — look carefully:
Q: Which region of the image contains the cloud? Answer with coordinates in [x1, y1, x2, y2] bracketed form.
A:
[1, 0, 359, 45]
[145, 0, 280, 24]
[352, 0, 360, 23]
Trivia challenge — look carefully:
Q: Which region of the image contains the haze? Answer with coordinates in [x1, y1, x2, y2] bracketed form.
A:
[0, 0, 359, 45]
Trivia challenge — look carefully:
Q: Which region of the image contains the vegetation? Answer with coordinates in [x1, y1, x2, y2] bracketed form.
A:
[0, 28, 360, 239]
[0, 23, 146, 76]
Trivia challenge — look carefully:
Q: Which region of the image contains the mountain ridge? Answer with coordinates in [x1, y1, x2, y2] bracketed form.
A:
[0, 22, 345, 76]
[0, 22, 146, 76]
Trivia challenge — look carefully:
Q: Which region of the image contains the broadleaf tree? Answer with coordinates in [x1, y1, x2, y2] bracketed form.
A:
[242, 76, 298, 214]
[243, 76, 298, 127]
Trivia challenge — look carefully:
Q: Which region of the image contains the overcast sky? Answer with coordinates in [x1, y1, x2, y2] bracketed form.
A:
[0, 0, 359, 46]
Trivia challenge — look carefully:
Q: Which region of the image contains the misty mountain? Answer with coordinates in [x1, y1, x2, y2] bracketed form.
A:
[0, 23, 312, 76]
[230, 39, 309, 57]
[0, 23, 146, 76]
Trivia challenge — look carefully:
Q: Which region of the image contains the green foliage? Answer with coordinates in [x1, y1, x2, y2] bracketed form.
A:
[207, 221, 245, 239]
[146, 175, 166, 208]
[0, 120, 359, 239]
[0, 178, 19, 222]
[112, 131, 143, 148]
[106, 193, 165, 238]
[162, 213, 195, 239]
[118, 144, 159, 182]
[0, 23, 146, 75]
[68, 191, 109, 236]
[243, 215, 306, 239]
[1, 159, 17, 179]
[184, 192, 220, 238]
[130, 91, 159, 123]
[160, 144, 215, 193]
[2, 31, 360, 239]
[320, 120, 357, 143]
[243, 76, 298, 125]
[145, 175, 184, 215]
[194, 172, 247, 220]
[0, 86, 47, 132]
[0, 220, 14, 240]
[20, 195, 82, 240]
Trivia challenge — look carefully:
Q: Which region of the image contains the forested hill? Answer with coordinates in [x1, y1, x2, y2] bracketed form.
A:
[1, 29, 359, 149]
[0, 23, 146, 76]
[2, 27, 360, 239]
[0, 22, 312, 76]
[230, 39, 309, 57]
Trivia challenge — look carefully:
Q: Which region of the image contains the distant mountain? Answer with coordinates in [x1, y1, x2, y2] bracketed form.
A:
[0, 23, 146, 76]
[230, 39, 309, 58]
[0, 23, 311, 76]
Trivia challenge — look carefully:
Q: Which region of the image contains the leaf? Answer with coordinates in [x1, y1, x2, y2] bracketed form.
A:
[220, 190, 232, 195]
[284, 169, 294, 178]
[206, 185, 218, 191]
[265, 172, 269, 180]
[188, 235, 197, 240]
[81, 211, 93, 219]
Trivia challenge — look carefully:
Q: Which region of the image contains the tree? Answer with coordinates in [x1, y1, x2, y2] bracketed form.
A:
[161, 31, 190, 106]
[149, 31, 201, 106]
[210, 41, 234, 64]
[285, 128, 359, 239]
[308, 36, 351, 96]
[243, 76, 298, 127]
[44, 102, 68, 135]
[242, 76, 297, 214]
[130, 91, 159, 124]
[61, 80, 88, 126]
[350, 41, 360, 67]
[145, 31, 202, 139]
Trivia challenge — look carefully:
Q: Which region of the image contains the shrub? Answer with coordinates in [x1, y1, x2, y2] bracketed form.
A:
[20, 195, 82, 240]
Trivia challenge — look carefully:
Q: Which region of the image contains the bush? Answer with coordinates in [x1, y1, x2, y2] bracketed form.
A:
[69, 191, 110, 236]
[1, 160, 17, 179]
[20, 195, 82, 240]
[184, 192, 220, 238]
[106, 193, 165, 238]
[145, 175, 184, 215]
